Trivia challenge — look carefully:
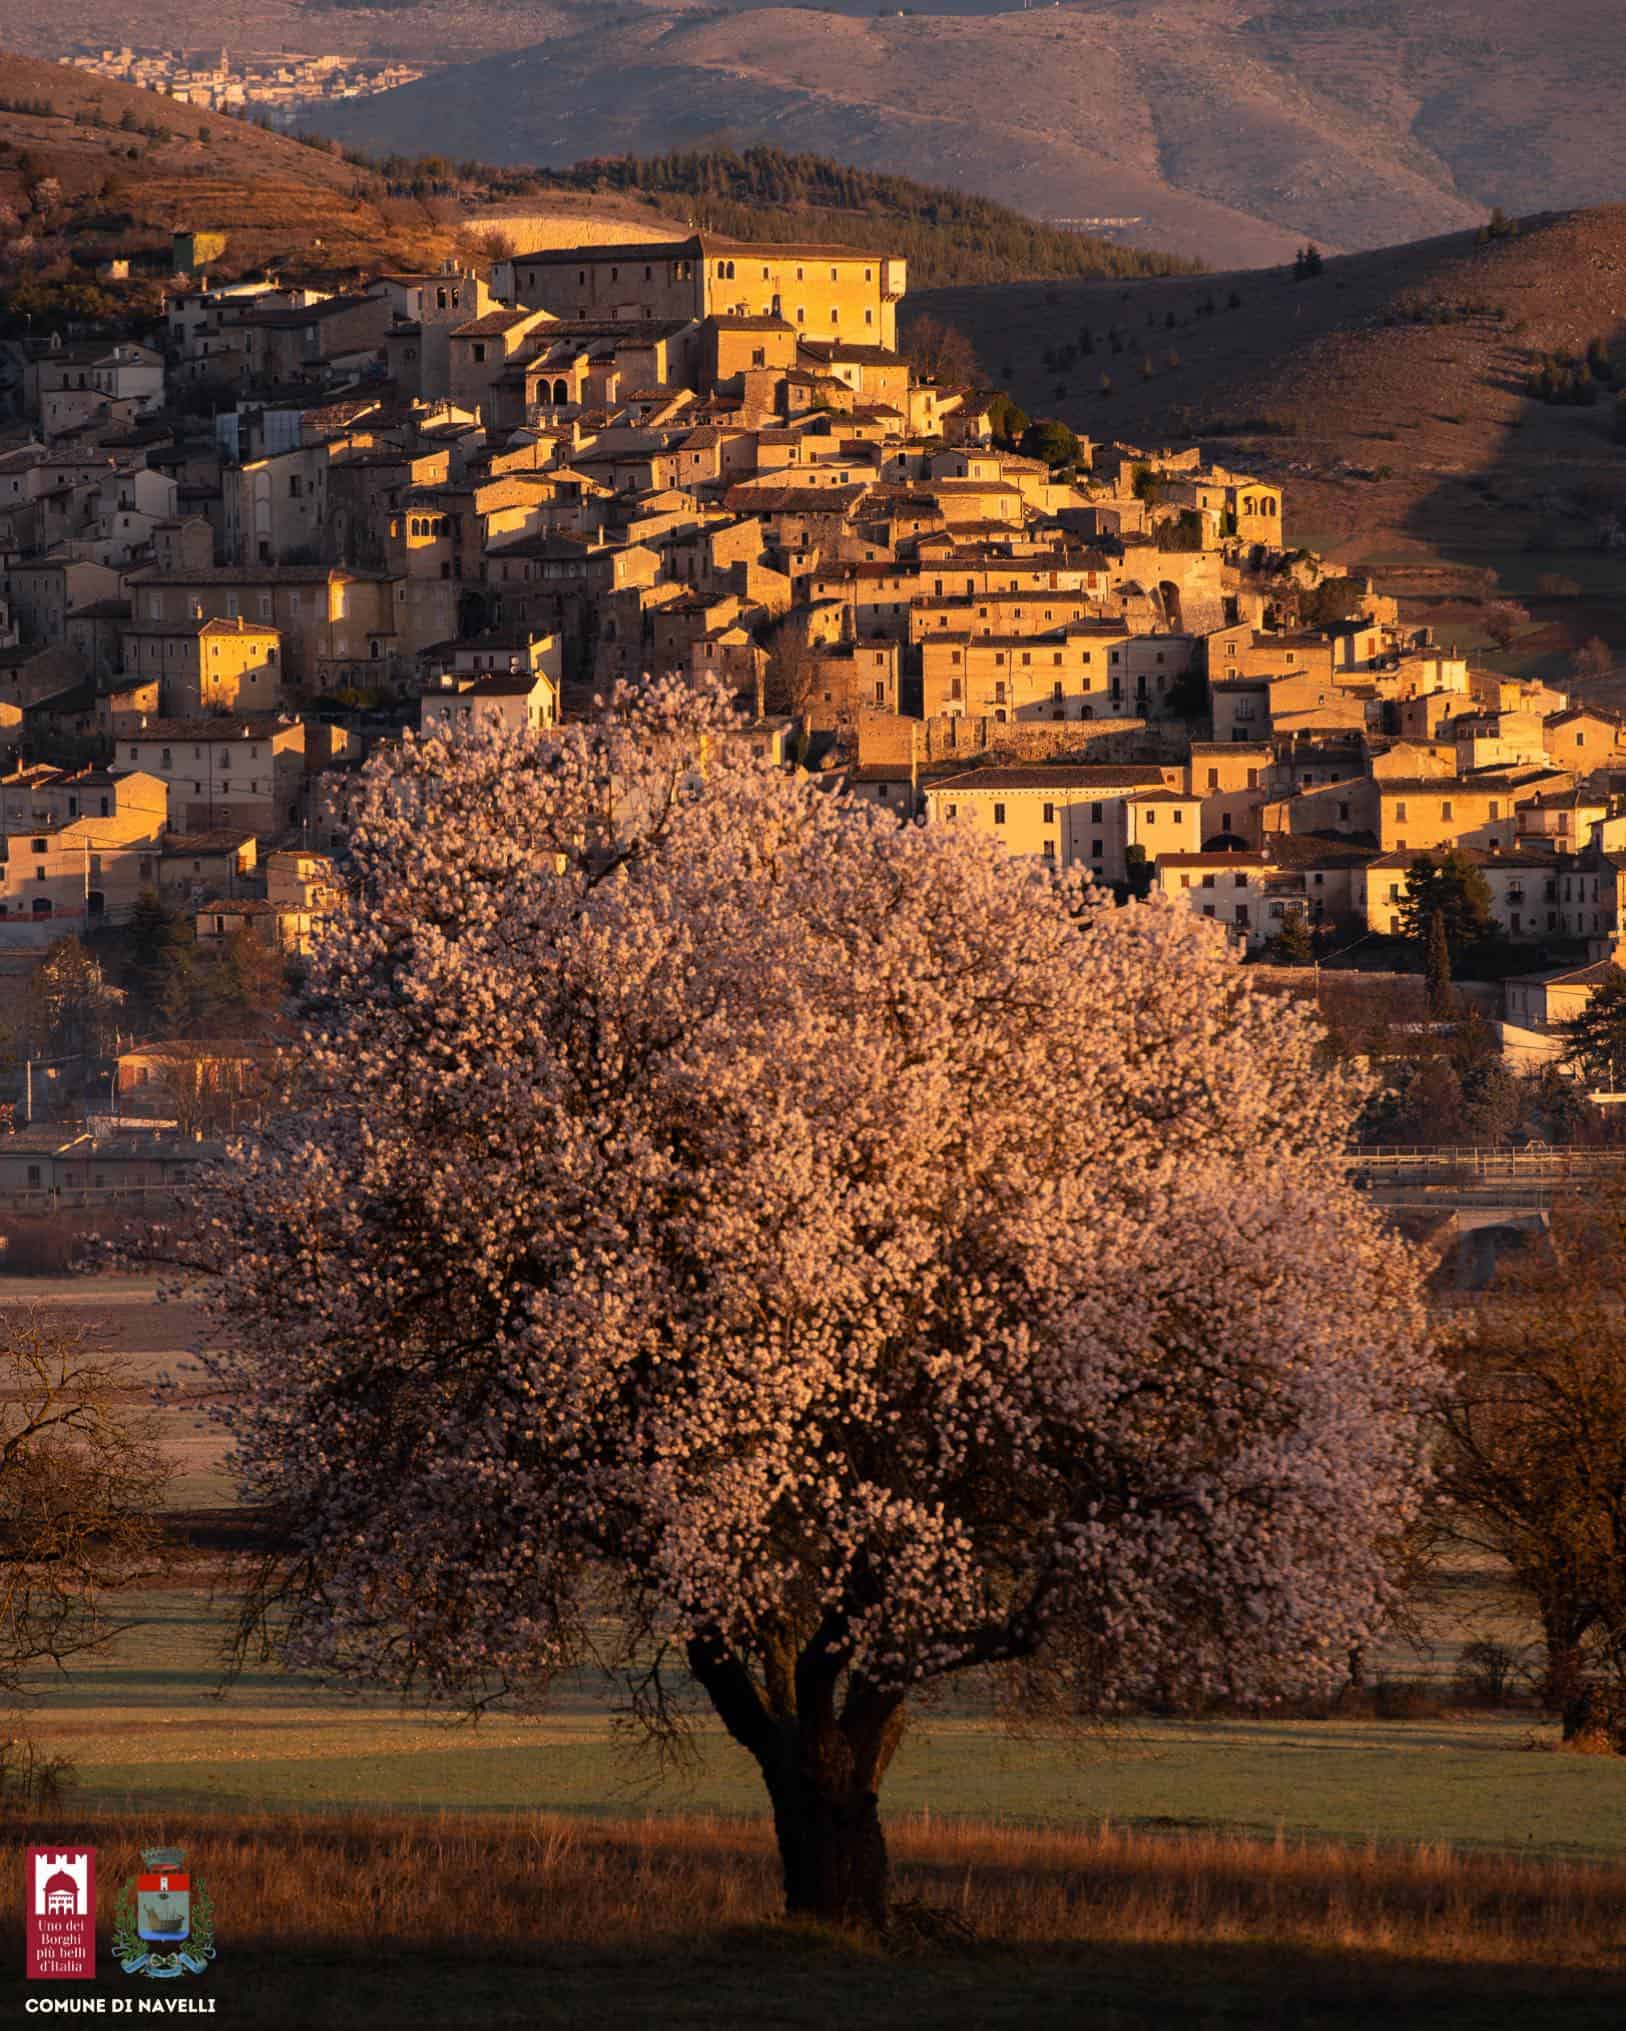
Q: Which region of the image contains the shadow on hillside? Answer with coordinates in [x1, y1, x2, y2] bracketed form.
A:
[1395, 241, 1626, 668]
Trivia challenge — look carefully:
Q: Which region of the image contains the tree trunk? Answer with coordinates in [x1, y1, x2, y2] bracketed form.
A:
[766, 1765, 889, 1929]
[1538, 1605, 1588, 1715]
[683, 1629, 902, 1931]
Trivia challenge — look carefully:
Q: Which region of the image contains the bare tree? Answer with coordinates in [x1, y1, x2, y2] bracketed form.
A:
[1571, 636, 1616, 685]
[1482, 601, 1528, 651]
[900, 314, 982, 386]
[762, 621, 825, 726]
[0, 1309, 171, 1706]
[1435, 1187, 1626, 1733]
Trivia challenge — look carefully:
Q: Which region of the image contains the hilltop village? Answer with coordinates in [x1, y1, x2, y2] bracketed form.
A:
[0, 229, 1622, 1181]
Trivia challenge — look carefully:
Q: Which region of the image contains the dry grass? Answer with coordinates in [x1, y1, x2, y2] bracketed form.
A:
[5, 1805, 1625, 2025]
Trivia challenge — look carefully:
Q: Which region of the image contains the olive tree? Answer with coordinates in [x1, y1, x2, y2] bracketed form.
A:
[195, 680, 1435, 1928]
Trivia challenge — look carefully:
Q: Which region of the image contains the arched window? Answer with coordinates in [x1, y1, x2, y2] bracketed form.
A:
[553, 378, 569, 405]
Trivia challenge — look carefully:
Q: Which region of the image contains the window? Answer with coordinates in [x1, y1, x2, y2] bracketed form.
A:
[1395, 801, 1407, 820]
[1042, 803, 1055, 824]
[1042, 839, 1055, 861]
[289, 474, 303, 499]
[1090, 803, 1103, 823]
[944, 804, 957, 820]
[1441, 800, 1453, 820]
[992, 803, 1007, 827]
[472, 343, 486, 363]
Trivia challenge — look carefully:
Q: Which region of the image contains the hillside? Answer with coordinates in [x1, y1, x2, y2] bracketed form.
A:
[0, 55, 471, 285]
[293, 0, 1626, 270]
[0, 55, 702, 324]
[479, 147, 1200, 288]
[915, 206, 1626, 673]
[9, 3, 1626, 270]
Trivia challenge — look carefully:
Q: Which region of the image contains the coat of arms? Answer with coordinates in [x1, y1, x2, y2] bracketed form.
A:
[112, 1847, 215, 1980]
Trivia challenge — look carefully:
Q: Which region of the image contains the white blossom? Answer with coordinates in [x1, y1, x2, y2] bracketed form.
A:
[192, 677, 1435, 1911]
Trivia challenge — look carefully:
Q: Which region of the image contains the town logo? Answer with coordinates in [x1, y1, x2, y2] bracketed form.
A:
[26, 1848, 96, 1980]
[113, 1846, 216, 1980]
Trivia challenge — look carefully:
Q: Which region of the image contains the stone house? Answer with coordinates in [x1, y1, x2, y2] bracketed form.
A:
[120, 614, 283, 719]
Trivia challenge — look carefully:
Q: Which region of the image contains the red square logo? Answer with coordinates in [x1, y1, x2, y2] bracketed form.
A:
[26, 1848, 96, 1980]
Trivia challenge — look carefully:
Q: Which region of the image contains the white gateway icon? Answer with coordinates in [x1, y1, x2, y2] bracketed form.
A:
[33, 1852, 89, 1918]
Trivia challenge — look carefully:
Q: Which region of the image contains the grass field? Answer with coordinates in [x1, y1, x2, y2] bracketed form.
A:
[11, 1277, 1626, 2025]
[5, 1803, 1626, 2028]
[19, 1589, 1626, 1863]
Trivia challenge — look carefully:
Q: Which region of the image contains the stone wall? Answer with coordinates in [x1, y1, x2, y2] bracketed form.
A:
[855, 709, 1190, 769]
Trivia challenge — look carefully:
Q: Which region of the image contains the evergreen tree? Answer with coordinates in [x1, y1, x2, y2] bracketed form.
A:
[1021, 418, 1081, 469]
[126, 888, 197, 1037]
[1268, 908, 1315, 967]
[1425, 908, 1454, 1018]
[1396, 851, 1493, 957]
[1557, 965, 1626, 1086]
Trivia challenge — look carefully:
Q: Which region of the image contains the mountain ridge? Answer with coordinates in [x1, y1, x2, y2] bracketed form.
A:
[300, 0, 1626, 267]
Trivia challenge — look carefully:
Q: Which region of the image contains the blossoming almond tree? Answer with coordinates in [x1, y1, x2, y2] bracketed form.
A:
[198, 679, 1435, 1928]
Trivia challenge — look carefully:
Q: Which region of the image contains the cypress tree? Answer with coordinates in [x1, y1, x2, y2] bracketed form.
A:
[1426, 909, 1454, 1019]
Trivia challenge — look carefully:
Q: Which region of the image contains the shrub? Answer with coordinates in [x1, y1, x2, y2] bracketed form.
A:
[1480, 600, 1528, 649]
[1372, 1676, 1445, 1720]
[1454, 1637, 1532, 1705]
